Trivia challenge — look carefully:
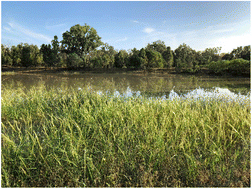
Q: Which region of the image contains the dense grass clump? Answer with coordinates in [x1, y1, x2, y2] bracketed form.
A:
[1, 85, 250, 187]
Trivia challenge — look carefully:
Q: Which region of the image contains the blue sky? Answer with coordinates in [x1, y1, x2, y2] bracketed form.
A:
[1, 1, 250, 53]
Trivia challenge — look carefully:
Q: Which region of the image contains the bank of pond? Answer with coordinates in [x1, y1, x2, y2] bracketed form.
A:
[1, 85, 250, 187]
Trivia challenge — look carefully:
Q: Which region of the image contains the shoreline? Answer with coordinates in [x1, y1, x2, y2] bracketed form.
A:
[1, 66, 250, 78]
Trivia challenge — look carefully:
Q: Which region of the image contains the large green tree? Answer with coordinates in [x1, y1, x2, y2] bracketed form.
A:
[174, 43, 195, 69]
[201, 47, 221, 64]
[146, 50, 164, 68]
[61, 24, 103, 58]
[146, 40, 167, 55]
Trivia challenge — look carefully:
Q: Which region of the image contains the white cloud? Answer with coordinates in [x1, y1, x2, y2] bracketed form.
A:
[3, 26, 11, 32]
[115, 37, 128, 43]
[132, 20, 139, 23]
[7, 21, 52, 43]
[211, 34, 251, 53]
[143, 27, 155, 34]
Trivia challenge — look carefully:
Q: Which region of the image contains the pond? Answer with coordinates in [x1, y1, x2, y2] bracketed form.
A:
[2, 72, 250, 96]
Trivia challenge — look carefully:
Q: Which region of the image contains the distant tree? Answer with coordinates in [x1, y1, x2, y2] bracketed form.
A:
[40, 44, 54, 67]
[241, 45, 250, 60]
[139, 48, 148, 69]
[61, 24, 103, 57]
[162, 46, 173, 68]
[11, 44, 22, 66]
[67, 53, 83, 69]
[146, 40, 167, 55]
[129, 48, 140, 68]
[20, 44, 42, 67]
[221, 53, 233, 60]
[51, 35, 60, 65]
[1, 44, 12, 66]
[174, 43, 195, 69]
[20, 43, 32, 67]
[114, 50, 129, 68]
[201, 47, 221, 64]
[29, 44, 43, 66]
[146, 50, 164, 68]
[100, 43, 116, 68]
[230, 45, 251, 61]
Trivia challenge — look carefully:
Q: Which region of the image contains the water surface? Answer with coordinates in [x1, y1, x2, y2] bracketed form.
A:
[2, 72, 250, 96]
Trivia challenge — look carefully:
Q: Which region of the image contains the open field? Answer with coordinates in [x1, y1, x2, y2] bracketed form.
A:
[1, 84, 250, 187]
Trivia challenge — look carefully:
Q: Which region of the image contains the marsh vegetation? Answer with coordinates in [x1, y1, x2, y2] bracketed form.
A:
[1, 77, 250, 187]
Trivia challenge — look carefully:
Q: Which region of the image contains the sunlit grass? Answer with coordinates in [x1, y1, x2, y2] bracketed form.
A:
[1, 85, 250, 187]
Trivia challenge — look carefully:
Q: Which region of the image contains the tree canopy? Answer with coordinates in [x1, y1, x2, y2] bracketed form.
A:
[61, 24, 103, 57]
[1, 23, 250, 76]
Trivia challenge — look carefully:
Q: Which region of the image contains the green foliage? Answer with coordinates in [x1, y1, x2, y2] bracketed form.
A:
[1, 85, 250, 187]
[67, 53, 83, 68]
[128, 48, 141, 68]
[146, 40, 167, 54]
[174, 43, 195, 69]
[162, 46, 173, 68]
[40, 44, 55, 67]
[208, 60, 230, 74]
[208, 59, 250, 75]
[114, 50, 129, 68]
[139, 48, 148, 69]
[228, 59, 250, 75]
[61, 24, 103, 57]
[20, 43, 42, 67]
[146, 50, 164, 68]
[1, 44, 12, 66]
[11, 44, 23, 66]
[201, 47, 221, 64]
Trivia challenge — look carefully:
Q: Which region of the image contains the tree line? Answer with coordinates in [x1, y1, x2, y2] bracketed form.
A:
[1, 24, 250, 74]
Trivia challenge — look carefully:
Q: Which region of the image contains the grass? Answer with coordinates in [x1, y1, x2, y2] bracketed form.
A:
[1, 84, 251, 187]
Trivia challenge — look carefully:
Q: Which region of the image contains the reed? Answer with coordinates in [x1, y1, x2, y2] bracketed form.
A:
[1, 84, 250, 187]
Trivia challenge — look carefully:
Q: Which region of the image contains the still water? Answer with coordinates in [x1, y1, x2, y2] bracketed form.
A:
[2, 72, 250, 96]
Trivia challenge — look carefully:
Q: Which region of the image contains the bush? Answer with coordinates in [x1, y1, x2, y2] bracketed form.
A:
[208, 59, 250, 76]
[208, 60, 230, 74]
[67, 53, 83, 68]
[228, 59, 250, 75]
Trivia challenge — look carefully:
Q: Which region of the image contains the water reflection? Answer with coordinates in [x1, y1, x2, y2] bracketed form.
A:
[2, 72, 250, 96]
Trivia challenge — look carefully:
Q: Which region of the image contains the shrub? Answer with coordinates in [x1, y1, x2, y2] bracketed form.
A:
[228, 59, 250, 75]
[208, 60, 230, 74]
[67, 53, 83, 68]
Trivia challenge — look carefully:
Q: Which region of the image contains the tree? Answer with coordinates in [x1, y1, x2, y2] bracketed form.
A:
[241, 45, 250, 60]
[51, 35, 60, 65]
[146, 40, 167, 54]
[20, 43, 42, 67]
[21, 43, 32, 67]
[61, 24, 103, 58]
[100, 43, 116, 68]
[139, 48, 148, 69]
[174, 43, 195, 69]
[1, 44, 12, 66]
[162, 46, 173, 68]
[67, 53, 83, 69]
[129, 48, 140, 68]
[40, 44, 54, 67]
[146, 50, 164, 68]
[29, 44, 43, 66]
[115, 50, 129, 68]
[11, 44, 22, 66]
[201, 47, 221, 64]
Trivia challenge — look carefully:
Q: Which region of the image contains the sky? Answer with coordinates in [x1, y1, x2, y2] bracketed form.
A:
[1, 1, 251, 53]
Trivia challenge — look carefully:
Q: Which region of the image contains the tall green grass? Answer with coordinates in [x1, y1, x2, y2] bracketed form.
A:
[1, 85, 250, 187]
